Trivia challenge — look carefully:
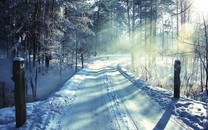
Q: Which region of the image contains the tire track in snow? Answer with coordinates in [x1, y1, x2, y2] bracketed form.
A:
[102, 66, 139, 130]
[100, 71, 120, 130]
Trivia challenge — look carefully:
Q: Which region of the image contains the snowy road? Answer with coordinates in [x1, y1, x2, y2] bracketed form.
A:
[1, 55, 204, 130]
[59, 63, 139, 130]
[43, 57, 190, 130]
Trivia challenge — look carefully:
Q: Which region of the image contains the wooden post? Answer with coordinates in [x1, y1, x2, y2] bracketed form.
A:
[0, 82, 5, 108]
[81, 53, 84, 69]
[12, 57, 26, 127]
[174, 60, 181, 98]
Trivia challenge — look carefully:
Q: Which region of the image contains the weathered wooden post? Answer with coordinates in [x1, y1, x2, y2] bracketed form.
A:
[12, 57, 26, 127]
[174, 60, 181, 98]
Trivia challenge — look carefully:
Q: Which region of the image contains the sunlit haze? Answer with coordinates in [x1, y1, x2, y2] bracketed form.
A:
[192, 0, 208, 15]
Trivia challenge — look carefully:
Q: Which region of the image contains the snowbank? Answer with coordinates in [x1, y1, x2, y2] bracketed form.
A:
[0, 68, 87, 129]
[117, 63, 208, 130]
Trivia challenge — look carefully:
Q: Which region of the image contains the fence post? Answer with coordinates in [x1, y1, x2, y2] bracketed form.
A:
[174, 60, 181, 98]
[12, 57, 26, 127]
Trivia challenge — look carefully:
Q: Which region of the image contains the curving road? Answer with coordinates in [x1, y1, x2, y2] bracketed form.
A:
[49, 57, 191, 130]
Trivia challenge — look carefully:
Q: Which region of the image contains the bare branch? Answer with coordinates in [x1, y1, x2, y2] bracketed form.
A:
[178, 37, 206, 48]
[172, 0, 194, 16]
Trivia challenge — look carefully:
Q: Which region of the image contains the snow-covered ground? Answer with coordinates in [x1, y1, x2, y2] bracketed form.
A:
[0, 57, 77, 105]
[0, 54, 207, 130]
[0, 58, 14, 105]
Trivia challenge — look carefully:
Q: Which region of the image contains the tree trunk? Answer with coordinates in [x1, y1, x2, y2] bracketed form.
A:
[33, 1, 41, 67]
[144, 0, 147, 66]
[203, 14, 208, 95]
[75, 33, 78, 72]
[152, 0, 157, 65]
[131, 0, 135, 70]
[149, 0, 153, 67]
[95, 2, 101, 56]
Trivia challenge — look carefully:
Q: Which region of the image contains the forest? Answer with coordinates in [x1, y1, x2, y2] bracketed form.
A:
[0, 0, 208, 106]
